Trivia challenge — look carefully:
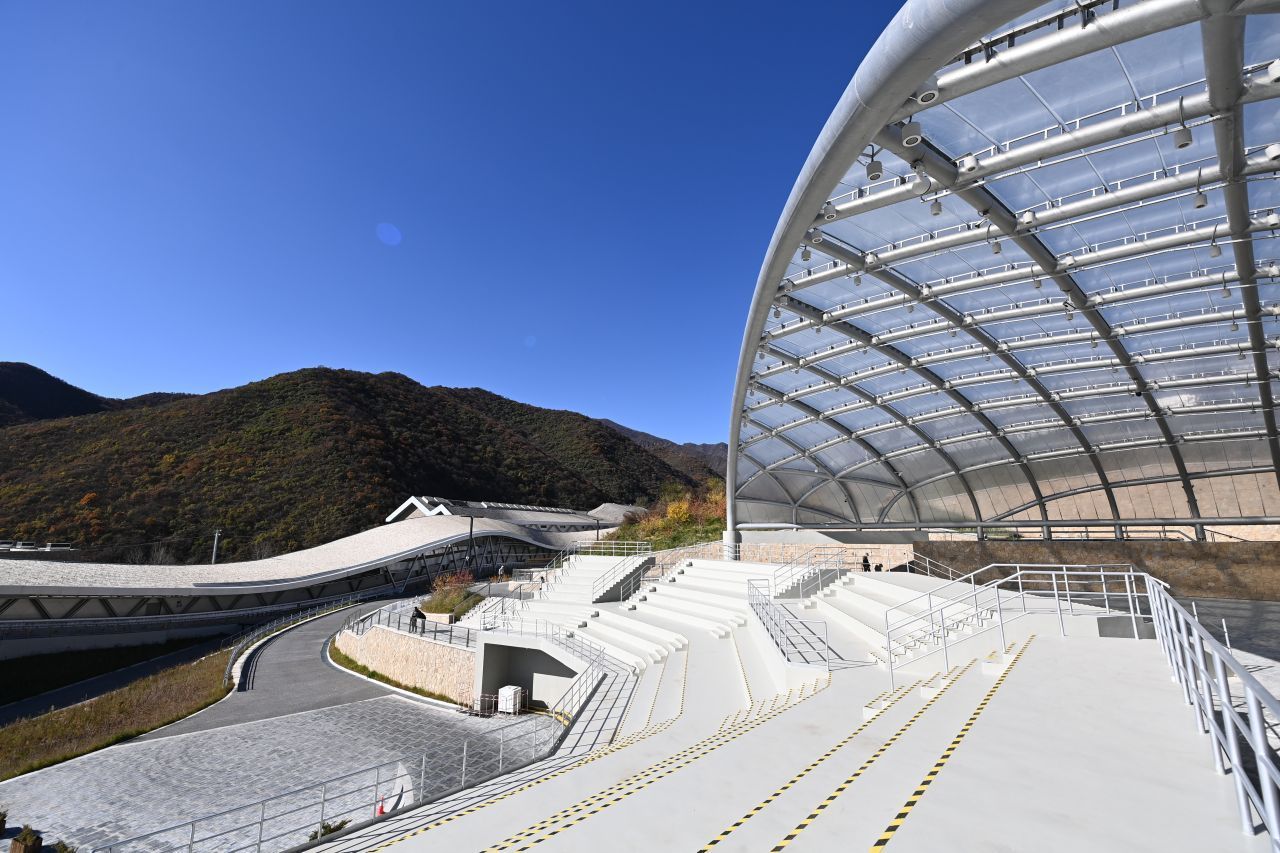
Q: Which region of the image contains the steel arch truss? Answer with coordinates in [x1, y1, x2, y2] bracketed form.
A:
[728, 0, 1280, 539]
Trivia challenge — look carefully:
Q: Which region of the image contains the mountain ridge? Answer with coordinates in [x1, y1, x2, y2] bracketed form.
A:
[0, 364, 720, 563]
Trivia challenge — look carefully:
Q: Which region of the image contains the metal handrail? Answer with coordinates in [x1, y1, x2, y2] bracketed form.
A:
[1149, 582, 1280, 846]
[97, 613, 623, 853]
[586, 545, 650, 596]
[884, 566, 1153, 687]
[747, 578, 830, 670]
[883, 561, 1132, 638]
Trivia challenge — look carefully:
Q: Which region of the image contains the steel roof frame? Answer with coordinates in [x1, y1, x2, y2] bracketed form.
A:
[728, 0, 1280, 539]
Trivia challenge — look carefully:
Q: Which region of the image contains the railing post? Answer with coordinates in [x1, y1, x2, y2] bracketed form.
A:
[1248, 686, 1280, 839]
[995, 582, 1006, 653]
[1213, 655, 1253, 835]
[1051, 574, 1065, 636]
[256, 801, 265, 852]
[1125, 574, 1139, 640]
[188, 819, 196, 853]
[418, 754, 426, 803]
[1192, 630, 1224, 773]
[461, 739, 468, 787]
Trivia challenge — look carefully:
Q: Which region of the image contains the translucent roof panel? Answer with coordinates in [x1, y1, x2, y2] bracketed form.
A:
[731, 0, 1280, 538]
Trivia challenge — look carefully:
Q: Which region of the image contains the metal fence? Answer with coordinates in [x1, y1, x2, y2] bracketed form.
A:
[94, 614, 615, 853]
[1149, 583, 1280, 850]
[343, 602, 480, 649]
[883, 565, 1155, 687]
[91, 711, 560, 853]
[746, 578, 830, 669]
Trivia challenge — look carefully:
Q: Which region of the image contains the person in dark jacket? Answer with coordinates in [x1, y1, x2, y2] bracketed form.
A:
[861, 554, 871, 572]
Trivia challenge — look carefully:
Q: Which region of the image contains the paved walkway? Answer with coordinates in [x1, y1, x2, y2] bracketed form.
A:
[0, 604, 561, 851]
[142, 605, 387, 738]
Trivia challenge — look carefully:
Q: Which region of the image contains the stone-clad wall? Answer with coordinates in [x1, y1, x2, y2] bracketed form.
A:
[334, 625, 475, 704]
[915, 540, 1280, 601]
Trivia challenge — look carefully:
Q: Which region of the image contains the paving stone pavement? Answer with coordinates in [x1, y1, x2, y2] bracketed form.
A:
[0, 693, 561, 851]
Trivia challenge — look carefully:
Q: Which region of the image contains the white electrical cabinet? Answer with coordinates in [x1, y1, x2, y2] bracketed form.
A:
[498, 684, 524, 714]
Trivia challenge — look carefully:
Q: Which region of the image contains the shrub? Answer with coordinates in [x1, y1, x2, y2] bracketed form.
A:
[53, 841, 77, 853]
[14, 826, 40, 844]
[307, 819, 350, 840]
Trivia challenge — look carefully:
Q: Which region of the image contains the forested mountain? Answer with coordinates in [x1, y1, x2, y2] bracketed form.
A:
[599, 419, 728, 477]
[0, 366, 718, 563]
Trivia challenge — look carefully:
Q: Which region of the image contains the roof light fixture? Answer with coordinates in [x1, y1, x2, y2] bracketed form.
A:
[866, 158, 884, 182]
[801, 246, 811, 262]
[991, 238, 1002, 255]
[821, 202, 837, 221]
[958, 153, 979, 174]
[914, 74, 940, 105]
[1232, 320, 1239, 332]
[1209, 240, 1222, 258]
[1264, 59, 1280, 85]
[773, 306, 781, 319]
[930, 198, 942, 217]
[1172, 98, 1192, 149]
[1268, 143, 1280, 162]
[854, 274, 862, 285]
[902, 119, 923, 147]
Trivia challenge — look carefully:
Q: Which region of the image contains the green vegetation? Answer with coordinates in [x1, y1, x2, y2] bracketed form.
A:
[419, 571, 483, 618]
[329, 645, 458, 705]
[0, 638, 209, 704]
[0, 366, 715, 563]
[609, 479, 727, 550]
[308, 820, 351, 841]
[0, 650, 230, 781]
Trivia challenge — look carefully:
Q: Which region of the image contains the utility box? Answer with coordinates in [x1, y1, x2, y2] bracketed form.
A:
[498, 684, 525, 715]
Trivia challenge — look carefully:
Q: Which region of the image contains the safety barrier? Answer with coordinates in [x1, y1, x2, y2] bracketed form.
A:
[96, 615, 618, 853]
[1150, 584, 1280, 849]
[747, 578, 830, 669]
[884, 565, 1154, 688]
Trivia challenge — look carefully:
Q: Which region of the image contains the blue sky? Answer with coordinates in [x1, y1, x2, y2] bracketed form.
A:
[0, 1, 896, 444]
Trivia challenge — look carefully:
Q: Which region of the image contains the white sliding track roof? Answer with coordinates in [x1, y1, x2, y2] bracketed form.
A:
[728, 0, 1280, 539]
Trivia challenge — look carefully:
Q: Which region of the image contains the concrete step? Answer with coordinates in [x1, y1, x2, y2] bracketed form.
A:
[593, 610, 688, 651]
[577, 622, 665, 665]
[640, 593, 746, 627]
[812, 596, 896, 654]
[651, 584, 753, 616]
[632, 600, 731, 637]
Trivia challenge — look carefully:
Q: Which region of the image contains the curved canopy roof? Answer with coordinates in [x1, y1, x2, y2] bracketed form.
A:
[728, 0, 1280, 537]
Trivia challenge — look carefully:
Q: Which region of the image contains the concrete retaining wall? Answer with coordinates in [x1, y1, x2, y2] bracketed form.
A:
[333, 625, 474, 704]
[915, 540, 1280, 601]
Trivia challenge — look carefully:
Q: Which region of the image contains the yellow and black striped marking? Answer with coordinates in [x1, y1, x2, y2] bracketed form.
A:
[766, 659, 979, 851]
[484, 675, 830, 851]
[363, 649, 694, 852]
[868, 636, 1035, 851]
[697, 676, 927, 850]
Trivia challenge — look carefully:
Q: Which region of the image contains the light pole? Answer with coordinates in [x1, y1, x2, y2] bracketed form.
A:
[211, 528, 222, 565]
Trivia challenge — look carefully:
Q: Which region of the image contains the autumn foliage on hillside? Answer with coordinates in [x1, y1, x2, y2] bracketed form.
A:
[0, 368, 714, 564]
[610, 479, 727, 550]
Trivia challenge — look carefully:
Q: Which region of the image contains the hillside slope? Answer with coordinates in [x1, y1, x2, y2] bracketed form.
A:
[600, 419, 728, 477]
[0, 368, 707, 563]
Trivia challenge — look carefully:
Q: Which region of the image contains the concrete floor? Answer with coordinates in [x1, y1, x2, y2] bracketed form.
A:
[323, 615, 1270, 852]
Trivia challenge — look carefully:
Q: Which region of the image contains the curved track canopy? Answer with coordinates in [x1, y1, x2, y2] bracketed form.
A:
[728, 0, 1280, 539]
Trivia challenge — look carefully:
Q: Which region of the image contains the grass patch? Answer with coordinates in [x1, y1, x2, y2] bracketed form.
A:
[329, 645, 459, 705]
[0, 637, 210, 705]
[0, 650, 231, 781]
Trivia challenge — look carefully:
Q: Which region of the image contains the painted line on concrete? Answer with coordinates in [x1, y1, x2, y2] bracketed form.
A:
[360, 642, 692, 852]
[766, 659, 980, 852]
[486, 674, 831, 852]
[869, 636, 1036, 851]
[698, 676, 928, 850]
